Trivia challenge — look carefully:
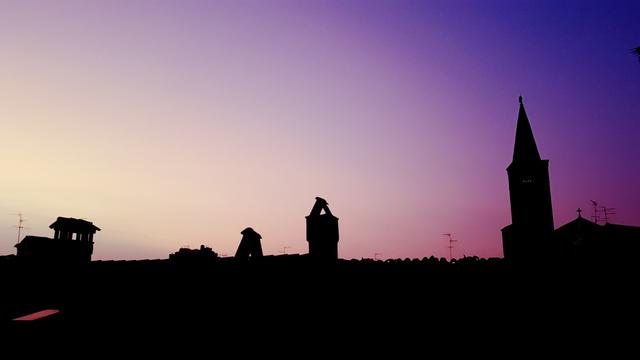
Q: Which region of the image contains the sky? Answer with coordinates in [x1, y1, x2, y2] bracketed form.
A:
[0, 0, 638, 260]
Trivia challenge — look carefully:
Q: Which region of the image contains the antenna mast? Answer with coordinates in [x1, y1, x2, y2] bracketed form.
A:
[14, 213, 26, 244]
[600, 206, 616, 224]
[589, 200, 616, 224]
[590, 200, 600, 224]
[443, 233, 457, 261]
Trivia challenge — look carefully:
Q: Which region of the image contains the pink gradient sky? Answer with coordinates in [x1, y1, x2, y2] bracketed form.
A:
[1, 0, 638, 260]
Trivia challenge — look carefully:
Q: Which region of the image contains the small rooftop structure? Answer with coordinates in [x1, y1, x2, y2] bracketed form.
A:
[16, 216, 100, 263]
[235, 227, 263, 260]
[170, 245, 218, 262]
[306, 197, 339, 260]
[50, 217, 100, 242]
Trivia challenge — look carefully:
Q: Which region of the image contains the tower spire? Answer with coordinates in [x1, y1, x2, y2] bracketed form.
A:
[511, 96, 541, 164]
[502, 96, 554, 260]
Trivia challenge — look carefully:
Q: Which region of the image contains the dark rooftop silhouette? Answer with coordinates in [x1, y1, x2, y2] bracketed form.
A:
[306, 196, 339, 260]
[554, 211, 640, 258]
[234, 227, 263, 260]
[170, 244, 218, 262]
[15, 216, 100, 263]
[50, 217, 100, 234]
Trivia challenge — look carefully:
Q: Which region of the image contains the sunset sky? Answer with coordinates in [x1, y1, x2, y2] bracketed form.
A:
[1, 0, 638, 260]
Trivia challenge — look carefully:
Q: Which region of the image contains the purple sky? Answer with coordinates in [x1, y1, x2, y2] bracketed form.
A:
[1, 0, 638, 260]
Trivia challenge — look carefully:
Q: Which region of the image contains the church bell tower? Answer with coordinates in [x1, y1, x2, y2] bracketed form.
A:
[502, 97, 554, 260]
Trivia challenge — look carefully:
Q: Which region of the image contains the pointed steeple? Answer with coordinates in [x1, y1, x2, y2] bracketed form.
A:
[503, 96, 554, 260]
[512, 96, 541, 164]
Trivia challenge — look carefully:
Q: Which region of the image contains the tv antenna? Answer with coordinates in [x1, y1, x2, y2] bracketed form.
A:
[590, 200, 600, 224]
[12, 213, 28, 245]
[443, 233, 457, 261]
[600, 206, 616, 224]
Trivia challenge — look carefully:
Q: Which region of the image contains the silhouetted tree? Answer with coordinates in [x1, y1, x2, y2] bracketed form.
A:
[632, 47, 640, 63]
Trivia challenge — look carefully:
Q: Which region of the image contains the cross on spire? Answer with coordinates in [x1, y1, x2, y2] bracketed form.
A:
[577, 208, 582, 217]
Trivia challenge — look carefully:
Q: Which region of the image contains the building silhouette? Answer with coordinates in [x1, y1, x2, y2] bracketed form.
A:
[501, 97, 640, 260]
[15, 217, 100, 263]
[554, 210, 640, 259]
[170, 244, 218, 262]
[306, 197, 339, 260]
[502, 97, 554, 260]
[234, 227, 263, 260]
